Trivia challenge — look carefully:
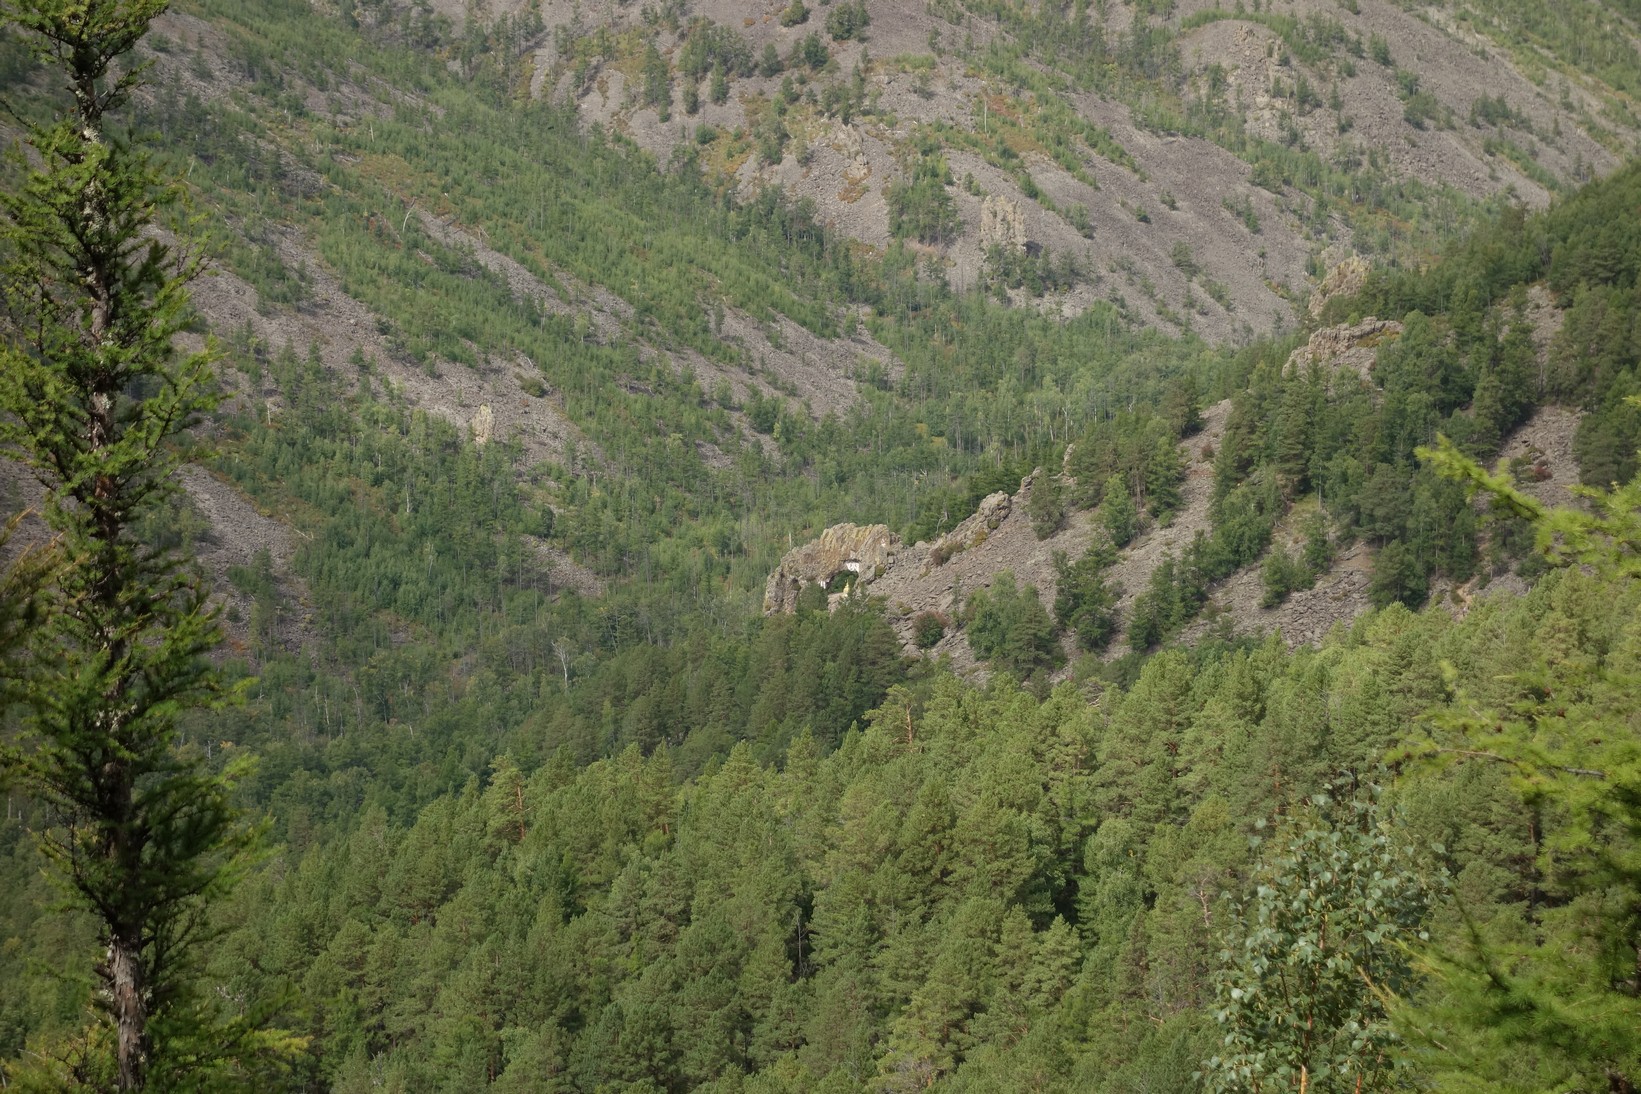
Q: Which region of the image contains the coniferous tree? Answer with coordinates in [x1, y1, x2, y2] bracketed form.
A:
[0, 2, 278, 1087]
[1101, 472, 1138, 548]
[1053, 544, 1119, 652]
[1027, 471, 1065, 539]
[1258, 547, 1301, 608]
[1300, 512, 1333, 576]
[1145, 433, 1186, 521]
[1398, 435, 1641, 1091]
[965, 572, 1064, 680]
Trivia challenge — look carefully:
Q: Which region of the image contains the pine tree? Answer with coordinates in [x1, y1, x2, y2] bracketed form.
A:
[641, 41, 671, 118]
[964, 573, 1064, 680]
[1027, 471, 1065, 539]
[0, 2, 276, 1087]
[1145, 433, 1186, 522]
[1053, 545, 1119, 652]
[1101, 472, 1138, 548]
[1397, 434, 1641, 1090]
[1273, 377, 1315, 494]
[1258, 547, 1299, 608]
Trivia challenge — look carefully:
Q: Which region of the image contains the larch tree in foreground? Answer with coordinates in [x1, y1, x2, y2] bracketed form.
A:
[0, 1, 281, 1088]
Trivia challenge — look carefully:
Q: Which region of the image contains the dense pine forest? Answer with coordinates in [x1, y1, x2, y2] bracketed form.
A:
[3, 0, 1641, 1090]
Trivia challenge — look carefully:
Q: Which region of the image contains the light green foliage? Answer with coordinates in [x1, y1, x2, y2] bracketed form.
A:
[886, 146, 961, 245]
[1093, 650, 1199, 828]
[0, 517, 50, 690]
[2, 501, 1613, 1089]
[759, 41, 784, 76]
[640, 40, 670, 117]
[793, 30, 829, 70]
[195, 678, 1111, 1088]
[980, 241, 1082, 300]
[143, 0, 1226, 629]
[1170, 240, 1200, 280]
[941, 0, 1511, 264]
[1431, 421, 1641, 577]
[824, 0, 868, 42]
[1450, 0, 1641, 101]
[677, 17, 754, 82]
[4, 3, 1640, 1088]
[1203, 790, 1434, 1094]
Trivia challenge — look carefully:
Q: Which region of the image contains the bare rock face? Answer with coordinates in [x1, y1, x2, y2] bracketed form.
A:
[764, 522, 901, 614]
[471, 403, 494, 447]
[979, 195, 1027, 253]
[958, 490, 1013, 539]
[918, 491, 1014, 571]
[1308, 254, 1372, 318]
[1284, 317, 1402, 385]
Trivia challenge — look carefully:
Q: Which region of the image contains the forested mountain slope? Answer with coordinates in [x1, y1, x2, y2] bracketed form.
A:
[1, 0, 1629, 670]
[346, 0, 1639, 338]
[759, 158, 1641, 680]
[29, 511, 1635, 1093]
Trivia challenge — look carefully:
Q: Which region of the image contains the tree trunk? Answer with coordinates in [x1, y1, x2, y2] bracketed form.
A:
[108, 930, 147, 1091]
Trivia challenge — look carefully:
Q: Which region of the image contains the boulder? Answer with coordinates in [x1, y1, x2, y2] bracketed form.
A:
[1308, 254, 1371, 318]
[1284, 317, 1402, 385]
[763, 522, 900, 613]
[979, 195, 1028, 253]
[470, 403, 494, 447]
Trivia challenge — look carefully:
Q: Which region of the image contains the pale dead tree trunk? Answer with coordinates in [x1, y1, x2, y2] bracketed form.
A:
[108, 930, 147, 1089]
[553, 637, 572, 686]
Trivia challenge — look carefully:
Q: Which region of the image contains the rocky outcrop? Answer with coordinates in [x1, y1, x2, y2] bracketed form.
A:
[979, 195, 1027, 252]
[470, 403, 494, 447]
[763, 522, 901, 613]
[923, 490, 1012, 571]
[1284, 317, 1401, 385]
[1308, 254, 1372, 318]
